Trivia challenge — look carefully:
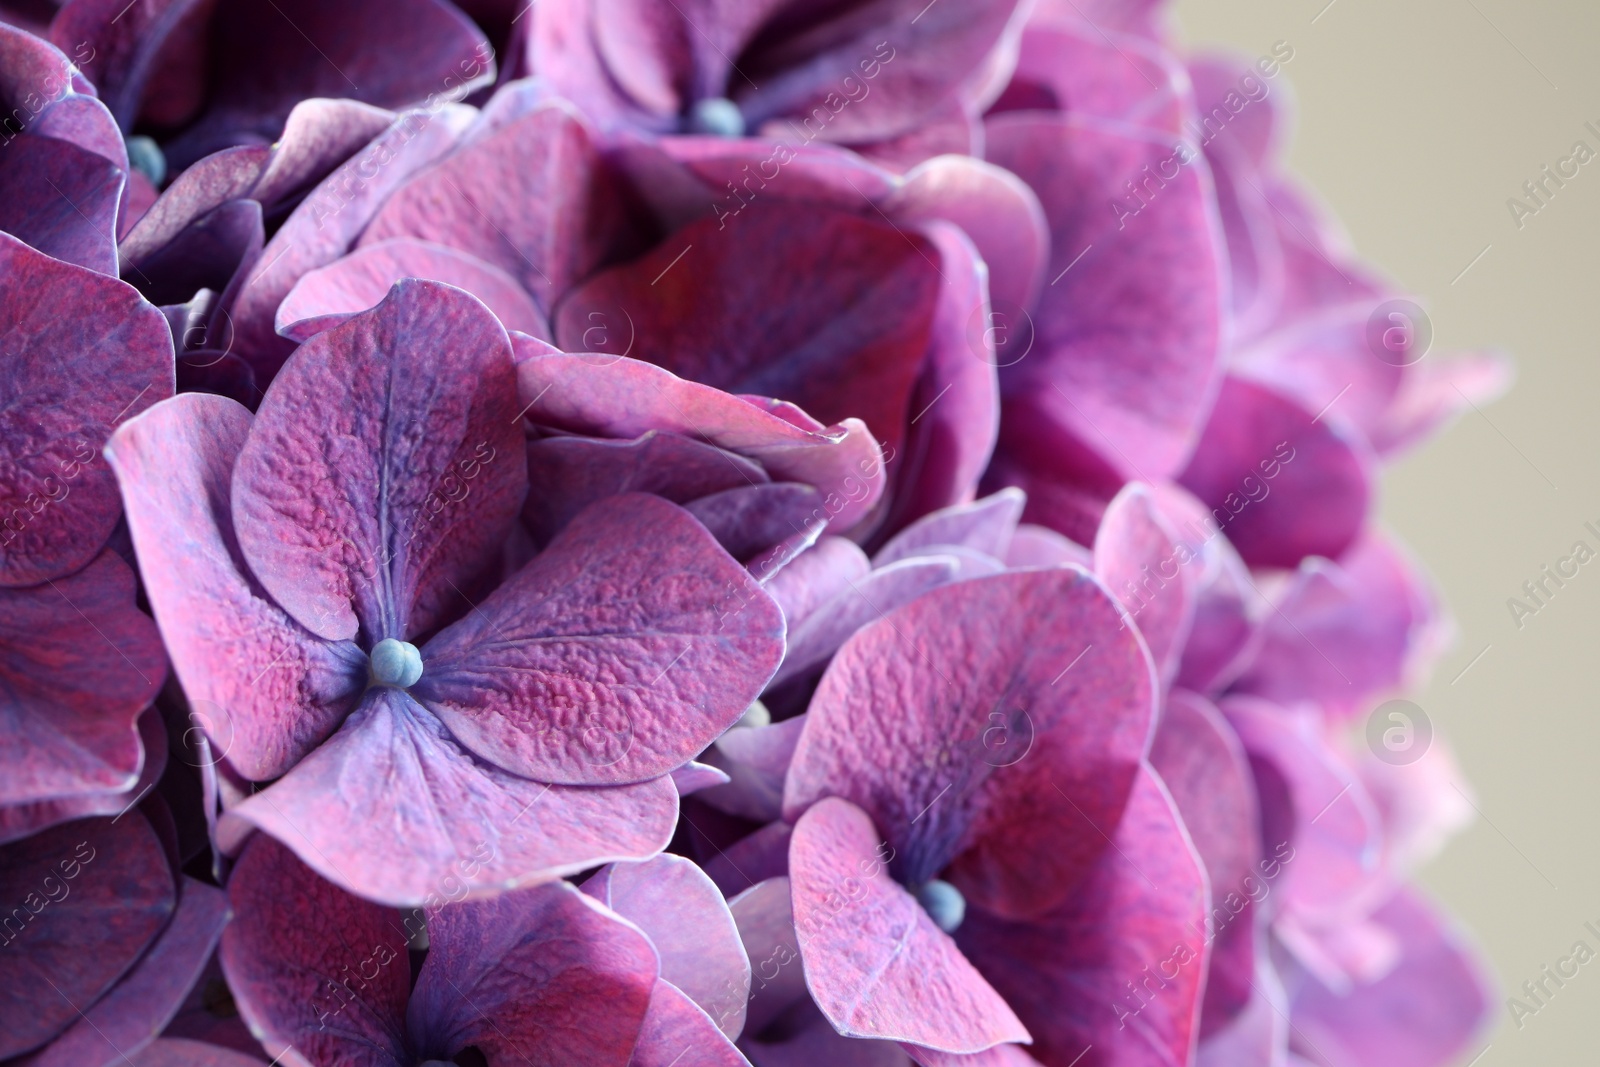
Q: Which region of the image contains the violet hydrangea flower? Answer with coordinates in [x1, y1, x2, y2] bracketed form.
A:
[108, 278, 786, 905]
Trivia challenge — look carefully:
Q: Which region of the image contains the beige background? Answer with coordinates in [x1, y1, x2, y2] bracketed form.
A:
[1173, 0, 1600, 1061]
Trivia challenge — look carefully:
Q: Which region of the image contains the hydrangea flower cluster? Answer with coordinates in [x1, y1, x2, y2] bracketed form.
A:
[0, 2, 1507, 1065]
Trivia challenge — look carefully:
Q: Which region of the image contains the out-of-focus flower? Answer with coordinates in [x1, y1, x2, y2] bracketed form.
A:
[108, 280, 785, 905]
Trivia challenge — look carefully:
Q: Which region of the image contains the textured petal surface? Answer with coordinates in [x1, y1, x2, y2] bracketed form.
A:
[1177, 376, 1373, 569]
[785, 568, 1157, 918]
[584, 853, 751, 1037]
[1093, 484, 1195, 686]
[516, 344, 887, 533]
[108, 393, 366, 781]
[789, 797, 1028, 1052]
[220, 834, 410, 1067]
[958, 768, 1209, 1067]
[0, 231, 172, 586]
[232, 279, 525, 643]
[219, 689, 678, 906]
[0, 708, 165, 845]
[417, 493, 784, 785]
[0, 814, 174, 1060]
[0, 550, 165, 805]
[408, 880, 658, 1066]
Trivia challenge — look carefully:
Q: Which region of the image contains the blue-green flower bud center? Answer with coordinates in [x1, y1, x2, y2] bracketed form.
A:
[686, 97, 745, 137]
[370, 638, 423, 688]
[914, 879, 966, 933]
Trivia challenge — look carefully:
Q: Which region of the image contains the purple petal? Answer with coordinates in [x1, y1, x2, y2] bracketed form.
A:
[785, 568, 1156, 919]
[987, 112, 1226, 480]
[789, 798, 1028, 1052]
[515, 343, 888, 534]
[0, 551, 164, 805]
[1232, 532, 1439, 718]
[727, 876, 809, 1036]
[417, 492, 783, 785]
[219, 688, 679, 905]
[1221, 697, 1382, 923]
[998, 19, 1187, 133]
[0, 132, 123, 274]
[704, 822, 793, 900]
[766, 537, 872, 630]
[129, 1038, 267, 1066]
[233, 278, 525, 642]
[1196, 948, 1287, 1067]
[1373, 349, 1514, 457]
[1093, 483, 1195, 686]
[1289, 889, 1493, 1067]
[107, 393, 366, 781]
[278, 238, 550, 342]
[159, 0, 491, 168]
[673, 761, 732, 795]
[698, 716, 808, 825]
[553, 204, 940, 470]
[0, 707, 165, 847]
[27, 877, 229, 1067]
[742, 998, 913, 1067]
[229, 103, 475, 380]
[118, 146, 271, 267]
[0, 814, 175, 1060]
[361, 100, 630, 311]
[219, 834, 410, 1067]
[631, 979, 751, 1066]
[686, 482, 825, 568]
[408, 880, 658, 1065]
[0, 232, 172, 586]
[1177, 375, 1374, 569]
[1003, 524, 1092, 569]
[584, 853, 751, 1037]
[873, 489, 1025, 568]
[957, 768, 1208, 1067]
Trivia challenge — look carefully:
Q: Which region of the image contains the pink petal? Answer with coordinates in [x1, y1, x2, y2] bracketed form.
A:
[585, 853, 752, 1037]
[728, 876, 809, 1037]
[0, 232, 172, 586]
[219, 834, 410, 1067]
[108, 393, 366, 781]
[0, 707, 166, 845]
[118, 146, 273, 268]
[233, 279, 525, 642]
[631, 979, 752, 1066]
[957, 768, 1208, 1067]
[1373, 349, 1514, 457]
[0, 551, 165, 805]
[515, 344, 888, 533]
[789, 798, 1027, 1052]
[874, 489, 1025, 569]
[417, 493, 784, 785]
[408, 880, 658, 1065]
[766, 537, 872, 629]
[277, 238, 550, 342]
[999, 20, 1187, 134]
[0, 814, 175, 1060]
[987, 112, 1226, 480]
[1177, 376, 1373, 569]
[1093, 483, 1195, 686]
[219, 689, 678, 906]
[698, 716, 808, 824]
[785, 569, 1156, 919]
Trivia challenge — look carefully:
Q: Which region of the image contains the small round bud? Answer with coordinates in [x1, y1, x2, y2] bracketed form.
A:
[914, 879, 966, 933]
[370, 638, 423, 688]
[686, 97, 746, 138]
[125, 135, 167, 186]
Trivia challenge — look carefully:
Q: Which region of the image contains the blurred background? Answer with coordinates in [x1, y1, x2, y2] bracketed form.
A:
[1173, 0, 1600, 1061]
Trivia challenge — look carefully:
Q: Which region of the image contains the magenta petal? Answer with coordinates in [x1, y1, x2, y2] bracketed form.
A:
[129, 1038, 267, 1066]
[553, 204, 940, 463]
[1233, 533, 1437, 718]
[233, 279, 525, 642]
[899, 1042, 1040, 1066]
[0, 132, 123, 275]
[769, 555, 961, 689]
[957, 768, 1208, 1067]
[0, 815, 175, 1060]
[108, 393, 365, 781]
[1290, 889, 1493, 1067]
[1373, 349, 1513, 457]
[229, 104, 475, 379]
[1196, 947, 1287, 1067]
[0, 708, 166, 845]
[1002, 20, 1187, 133]
[873, 489, 1025, 568]
[727, 876, 809, 1036]
[1004, 524, 1092, 569]
[418, 492, 783, 785]
[1093, 483, 1195, 685]
[767, 536, 872, 629]
[277, 238, 550, 342]
[987, 112, 1226, 480]
[220, 689, 678, 905]
[0, 550, 165, 805]
[785, 569, 1156, 919]
[685, 482, 825, 568]
[362, 101, 630, 310]
[1222, 696, 1381, 922]
[585, 853, 751, 1037]
[220, 834, 410, 1067]
[789, 798, 1028, 1052]
[118, 145, 272, 268]
[515, 343, 887, 533]
[1177, 376, 1374, 569]
[408, 880, 658, 1065]
[886, 156, 1048, 314]
[0, 232, 172, 586]
[631, 980, 751, 1067]
[743, 999, 913, 1067]
[27, 877, 229, 1067]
